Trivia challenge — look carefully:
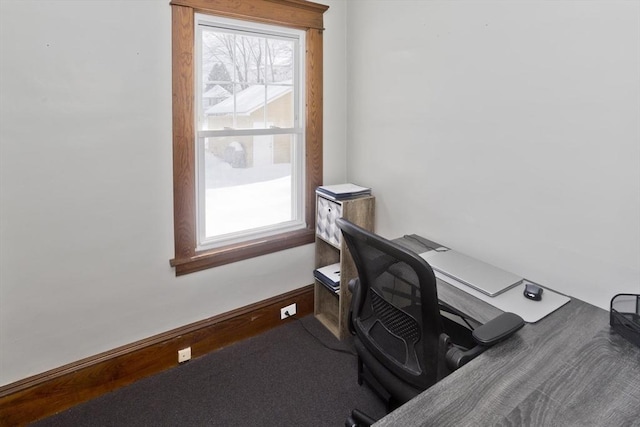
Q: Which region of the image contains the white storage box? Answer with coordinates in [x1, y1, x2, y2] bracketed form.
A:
[316, 194, 343, 248]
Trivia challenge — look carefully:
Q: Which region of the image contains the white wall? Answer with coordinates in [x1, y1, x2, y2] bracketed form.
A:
[322, 0, 348, 184]
[346, 0, 640, 309]
[0, 0, 346, 386]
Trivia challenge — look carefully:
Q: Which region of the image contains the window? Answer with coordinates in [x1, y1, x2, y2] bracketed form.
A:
[170, 0, 328, 275]
[195, 16, 305, 249]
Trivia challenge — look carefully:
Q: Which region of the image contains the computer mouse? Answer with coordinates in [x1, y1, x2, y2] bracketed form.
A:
[524, 283, 543, 301]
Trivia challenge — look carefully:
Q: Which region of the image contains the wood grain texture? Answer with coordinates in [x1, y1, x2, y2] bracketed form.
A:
[173, 229, 315, 275]
[170, 0, 329, 30]
[305, 27, 324, 230]
[495, 330, 640, 427]
[0, 286, 313, 427]
[171, 4, 196, 260]
[315, 239, 340, 268]
[375, 294, 640, 426]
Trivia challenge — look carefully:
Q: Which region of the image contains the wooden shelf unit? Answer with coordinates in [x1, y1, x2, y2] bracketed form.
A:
[314, 193, 375, 340]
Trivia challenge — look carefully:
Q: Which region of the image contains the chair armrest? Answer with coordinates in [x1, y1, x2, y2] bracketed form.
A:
[445, 345, 485, 370]
[445, 313, 524, 370]
[472, 312, 524, 346]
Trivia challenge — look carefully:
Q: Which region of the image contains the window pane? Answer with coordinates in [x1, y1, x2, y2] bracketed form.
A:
[234, 34, 265, 84]
[266, 84, 294, 128]
[201, 30, 234, 130]
[206, 84, 295, 130]
[266, 39, 294, 83]
[200, 28, 295, 131]
[201, 135, 298, 239]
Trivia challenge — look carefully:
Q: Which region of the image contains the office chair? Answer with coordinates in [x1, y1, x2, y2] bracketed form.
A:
[336, 218, 524, 426]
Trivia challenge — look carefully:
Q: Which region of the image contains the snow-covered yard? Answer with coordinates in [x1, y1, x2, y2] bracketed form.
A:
[203, 152, 294, 237]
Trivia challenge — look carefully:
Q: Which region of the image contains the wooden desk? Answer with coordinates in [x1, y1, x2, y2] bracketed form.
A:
[375, 236, 640, 426]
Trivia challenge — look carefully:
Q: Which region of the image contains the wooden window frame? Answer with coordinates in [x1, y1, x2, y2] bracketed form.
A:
[169, 0, 328, 276]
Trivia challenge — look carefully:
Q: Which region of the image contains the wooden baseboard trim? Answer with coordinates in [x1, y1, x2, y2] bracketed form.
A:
[0, 285, 314, 426]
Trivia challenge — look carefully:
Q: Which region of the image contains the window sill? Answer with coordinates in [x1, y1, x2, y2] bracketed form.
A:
[170, 227, 315, 276]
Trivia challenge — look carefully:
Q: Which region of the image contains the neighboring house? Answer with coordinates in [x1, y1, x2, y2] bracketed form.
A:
[205, 84, 293, 168]
[202, 84, 231, 107]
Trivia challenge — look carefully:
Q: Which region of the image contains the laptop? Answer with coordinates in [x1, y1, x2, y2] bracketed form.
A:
[424, 250, 523, 297]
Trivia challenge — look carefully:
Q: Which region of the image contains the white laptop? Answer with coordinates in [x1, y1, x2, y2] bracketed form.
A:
[425, 250, 523, 297]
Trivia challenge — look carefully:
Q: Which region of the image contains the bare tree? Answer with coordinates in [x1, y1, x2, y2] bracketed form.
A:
[202, 30, 293, 90]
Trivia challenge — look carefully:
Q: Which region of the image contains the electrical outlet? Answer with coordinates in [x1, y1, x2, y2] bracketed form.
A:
[280, 303, 297, 319]
[178, 347, 191, 363]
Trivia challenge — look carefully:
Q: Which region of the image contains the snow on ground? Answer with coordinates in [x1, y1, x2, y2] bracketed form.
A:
[205, 151, 291, 188]
[204, 153, 293, 236]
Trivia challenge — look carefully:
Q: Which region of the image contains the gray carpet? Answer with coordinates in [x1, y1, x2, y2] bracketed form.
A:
[32, 315, 387, 426]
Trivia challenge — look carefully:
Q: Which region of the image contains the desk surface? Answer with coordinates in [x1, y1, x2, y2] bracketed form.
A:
[375, 236, 640, 426]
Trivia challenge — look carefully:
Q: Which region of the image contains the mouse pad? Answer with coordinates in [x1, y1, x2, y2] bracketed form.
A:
[420, 251, 571, 323]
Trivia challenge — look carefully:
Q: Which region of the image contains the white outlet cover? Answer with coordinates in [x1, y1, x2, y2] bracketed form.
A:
[178, 347, 191, 363]
[280, 303, 297, 319]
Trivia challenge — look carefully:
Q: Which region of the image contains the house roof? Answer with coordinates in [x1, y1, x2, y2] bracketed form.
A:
[205, 84, 292, 116]
[203, 84, 231, 99]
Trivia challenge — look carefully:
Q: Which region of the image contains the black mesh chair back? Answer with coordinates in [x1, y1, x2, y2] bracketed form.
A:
[337, 218, 448, 394]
